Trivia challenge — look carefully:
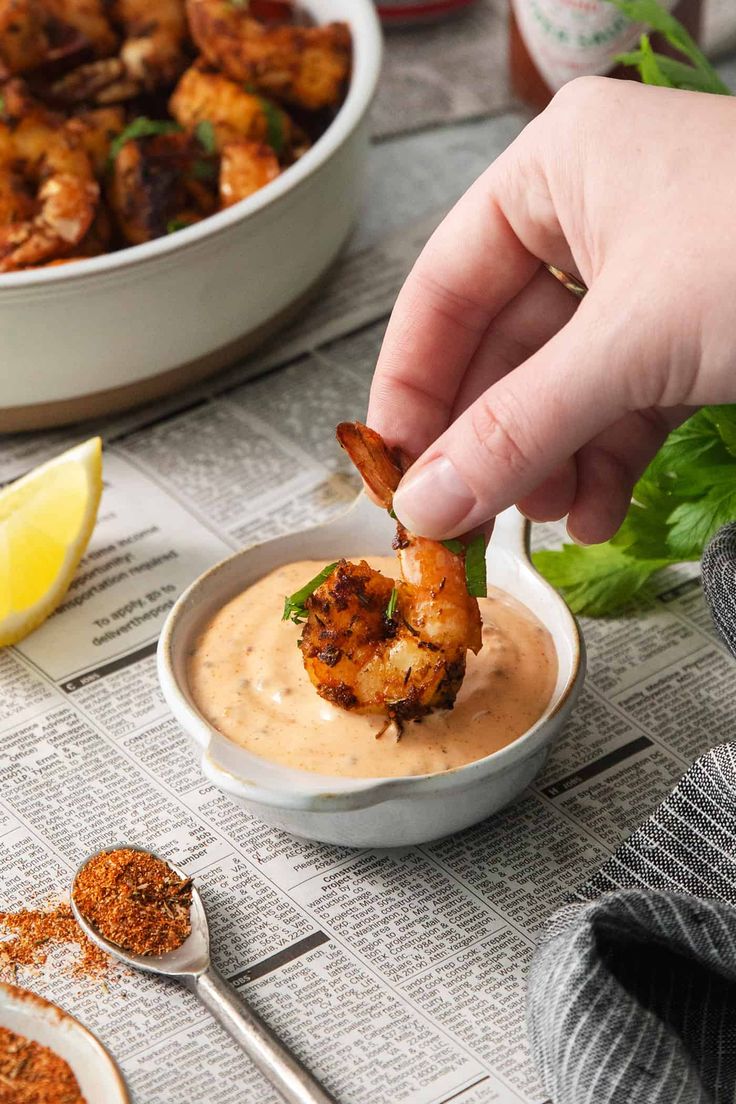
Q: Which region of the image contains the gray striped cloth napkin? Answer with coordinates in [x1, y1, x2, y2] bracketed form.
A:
[527, 522, 736, 1104]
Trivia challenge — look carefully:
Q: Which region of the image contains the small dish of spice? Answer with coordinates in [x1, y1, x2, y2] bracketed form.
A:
[0, 982, 129, 1104]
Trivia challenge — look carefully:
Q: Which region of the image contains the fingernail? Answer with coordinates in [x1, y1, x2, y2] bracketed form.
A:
[566, 522, 593, 547]
[519, 508, 545, 524]
[393, 457, 475, 537]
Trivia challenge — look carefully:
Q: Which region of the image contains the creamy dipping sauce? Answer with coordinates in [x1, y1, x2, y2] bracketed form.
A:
[187, 558, 558, 779]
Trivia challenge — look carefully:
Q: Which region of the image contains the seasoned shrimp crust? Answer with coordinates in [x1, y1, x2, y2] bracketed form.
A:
[298, 423, 483, 724]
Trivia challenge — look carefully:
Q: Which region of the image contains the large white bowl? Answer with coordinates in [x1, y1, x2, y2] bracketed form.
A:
[0, 983, 129, 1103]
[158, 497, 586, 848]
[0, 0, 382, 430]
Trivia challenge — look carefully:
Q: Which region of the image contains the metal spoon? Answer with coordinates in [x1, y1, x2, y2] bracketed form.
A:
[71, 844, 337, 1104]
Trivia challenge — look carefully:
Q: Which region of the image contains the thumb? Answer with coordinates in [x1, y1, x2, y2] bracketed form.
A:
[391, 292, 653, 538]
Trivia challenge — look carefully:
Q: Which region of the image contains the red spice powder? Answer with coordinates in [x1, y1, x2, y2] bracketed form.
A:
[0, 905, 108, 979]
[73, 849, 192, 957]
[0, 1023, 86, 1104]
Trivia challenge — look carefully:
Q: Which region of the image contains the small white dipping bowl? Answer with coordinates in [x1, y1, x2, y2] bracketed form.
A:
[0, 983, 129, 1103]
[158, 497, 585, 847]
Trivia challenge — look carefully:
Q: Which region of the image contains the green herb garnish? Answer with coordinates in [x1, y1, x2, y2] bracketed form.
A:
[441, 536, 486, 595]
[534, 407, 736, 615]
[282, 562, 338, 624]
[258, 97, 285, 155]
[0, 95, 5, 116]
[609, 0, 730, 95]
[386, 587, 398, 619]
[192, 159, 217, 181]
[108, 118, 181, 166]
[195, 119, 217, 154]
[166, 218, 190, 234]
[464, 535, 487, 598]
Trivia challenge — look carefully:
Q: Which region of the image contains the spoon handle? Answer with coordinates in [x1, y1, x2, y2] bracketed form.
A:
[191, 966, 338, 1104]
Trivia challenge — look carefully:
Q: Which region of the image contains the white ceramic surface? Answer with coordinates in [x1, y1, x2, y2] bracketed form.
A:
[0, 982, 129, 1102]
[158, 496, 585, 847]
[0, 0, 382, 411]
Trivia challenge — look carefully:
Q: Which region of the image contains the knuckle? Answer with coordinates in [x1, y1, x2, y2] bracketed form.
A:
[470, 392, 534, 483]
[412, 266, 492, 337]
[548, 75, 609, 118]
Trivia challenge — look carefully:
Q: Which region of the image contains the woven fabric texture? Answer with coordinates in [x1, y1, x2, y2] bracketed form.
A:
[527, 523, 736, 1104]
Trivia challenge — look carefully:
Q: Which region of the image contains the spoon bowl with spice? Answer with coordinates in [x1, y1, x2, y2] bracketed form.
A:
[0, 982, 129, 1104]
[71, 845, 337, 1104]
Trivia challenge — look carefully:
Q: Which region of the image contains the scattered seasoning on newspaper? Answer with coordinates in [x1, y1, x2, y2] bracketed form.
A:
[0, 1020, 86, 1104]
[74, 849, 193, 956]
[0, 905, 109, 978]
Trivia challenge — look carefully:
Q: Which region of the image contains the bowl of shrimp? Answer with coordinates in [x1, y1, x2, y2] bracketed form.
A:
[0, 0, 381, 430]
[158, 423, 586, 848]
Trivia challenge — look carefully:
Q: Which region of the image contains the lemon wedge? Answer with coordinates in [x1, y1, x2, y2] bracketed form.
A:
[0, 437, 103, 647]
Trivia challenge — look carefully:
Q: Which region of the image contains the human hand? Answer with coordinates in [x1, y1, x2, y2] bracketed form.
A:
[368, 78, 736, 544]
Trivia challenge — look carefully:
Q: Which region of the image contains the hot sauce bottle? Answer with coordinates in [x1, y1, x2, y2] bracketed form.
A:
[510, 0, 703, 110]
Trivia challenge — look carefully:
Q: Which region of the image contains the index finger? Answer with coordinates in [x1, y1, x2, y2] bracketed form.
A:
[367, 119, 575, 459]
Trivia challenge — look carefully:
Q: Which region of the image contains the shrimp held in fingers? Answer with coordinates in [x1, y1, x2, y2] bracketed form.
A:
[297, 423, 483, 724]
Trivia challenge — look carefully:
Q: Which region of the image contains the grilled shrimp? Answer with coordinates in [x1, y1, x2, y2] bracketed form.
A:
[0, 0, 115, 76]
[299, 423, 483, 724]
[53, 0, 187, 102]
[0, 0, 52, 74]
[219, 140, 278, 205]
[43, 0, 117, 56]
[170, 63, 294, 154]
[186, 0, 350, 110]
[109, 129, 216, 243]
[66, 105, 125, 174]
[0, 80, 98, 270]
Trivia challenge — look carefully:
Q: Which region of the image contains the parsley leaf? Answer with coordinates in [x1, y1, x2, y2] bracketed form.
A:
[610, 0, 730, 95]
[258, 97, 285, 155]
[108, 118, 181, 166]
[440, 537, 487, 596]
[535, 405, 736, 616]
[192, 159, 217, 181]
[704, 407, 736, 458]
[464, 535, 487, 598]
[195, 119, 216, 154]
[282, 562, 338, 624]
[166, 218, 191, 234]
[533, 544, 673, 617]
[619, 35, 674, 87]
[666, 470, 736, 559]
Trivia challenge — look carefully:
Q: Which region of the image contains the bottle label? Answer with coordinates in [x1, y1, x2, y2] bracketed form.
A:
[511, 0, 675, 92]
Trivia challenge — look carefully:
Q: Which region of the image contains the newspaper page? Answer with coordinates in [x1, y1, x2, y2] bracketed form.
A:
[372, 0, 736, 140]
[2, 270, 735, 1103]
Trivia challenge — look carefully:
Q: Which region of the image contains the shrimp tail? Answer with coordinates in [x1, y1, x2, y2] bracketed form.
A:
[336, 421, 406, 509]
